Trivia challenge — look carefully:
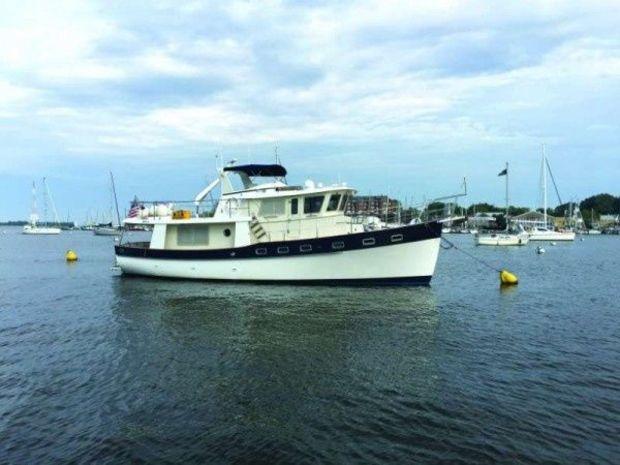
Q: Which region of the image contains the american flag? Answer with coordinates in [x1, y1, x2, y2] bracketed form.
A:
[127, 201, 143, 218]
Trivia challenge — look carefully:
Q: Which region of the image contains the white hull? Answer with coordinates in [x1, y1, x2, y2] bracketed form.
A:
[116, 238, 441, 284]
[22, 226, 61, 235]
[475, 232, 529, 246]
[528, 230, 575, 241]
[94, 227, 121, 236]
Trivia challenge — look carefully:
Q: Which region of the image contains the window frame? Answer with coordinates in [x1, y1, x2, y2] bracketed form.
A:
[327, 193, 341, 212]
[303, 195, 325, 215]
[176, 224, 210, 246]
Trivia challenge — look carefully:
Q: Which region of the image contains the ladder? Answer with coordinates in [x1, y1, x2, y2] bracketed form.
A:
[250, 217, 268, 242]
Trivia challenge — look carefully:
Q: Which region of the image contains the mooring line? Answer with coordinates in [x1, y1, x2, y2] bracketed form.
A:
[440, 236, 502, 273]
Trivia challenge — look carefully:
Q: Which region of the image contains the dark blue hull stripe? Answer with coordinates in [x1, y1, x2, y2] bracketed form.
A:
[120, 273, 433, 287]
[115, 221, 442, 260]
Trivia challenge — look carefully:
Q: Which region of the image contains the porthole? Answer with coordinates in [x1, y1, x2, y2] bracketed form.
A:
[362, 238, 375, 246]
[332, 241, 345, 250]
[255, 248, 267, 256]
[300, 244, 312, 252]
[390, 234, 403, 242]
[277, 246, 289, 254]
[223, 228, 231, 237]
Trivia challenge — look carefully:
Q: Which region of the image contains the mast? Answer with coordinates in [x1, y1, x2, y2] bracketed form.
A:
[44, 178, 61, 226]
[505, 162, 509, 219]
[542, 145, 548, 228]
[110, 171, 122, 228]
[30, 181, 38, 226]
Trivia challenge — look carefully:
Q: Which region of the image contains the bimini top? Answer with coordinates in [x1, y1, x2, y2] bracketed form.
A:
[223, 164, 287, 177]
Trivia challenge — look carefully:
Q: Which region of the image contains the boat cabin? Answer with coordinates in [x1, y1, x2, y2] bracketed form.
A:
[124, 163, 363, 250]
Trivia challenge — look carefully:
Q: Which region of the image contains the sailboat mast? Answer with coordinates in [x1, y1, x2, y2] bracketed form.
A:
[542, 145, 548, 228]
[44, 178, 61, 226]
[31, 181, 37, 225]
[110, 171, 122, 228]
[505, 162, 509, 218]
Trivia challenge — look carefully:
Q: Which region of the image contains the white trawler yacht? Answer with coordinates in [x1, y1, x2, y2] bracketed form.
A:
[114, 163, 442, 285]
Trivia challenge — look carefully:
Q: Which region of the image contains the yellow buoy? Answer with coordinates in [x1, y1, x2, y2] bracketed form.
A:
[65, 250, 78, 262]
[500, 269, 518, 285]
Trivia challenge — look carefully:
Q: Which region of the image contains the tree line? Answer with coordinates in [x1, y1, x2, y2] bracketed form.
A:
[418, 193, 619, 228]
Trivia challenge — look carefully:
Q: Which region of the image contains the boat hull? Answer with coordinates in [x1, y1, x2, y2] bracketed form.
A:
[94, 227, 121, 236]
[528, 231, 575, 241]
[115, 223, 442, 285]
[476, 233, 529, 246]
[22, 226, 61, 235]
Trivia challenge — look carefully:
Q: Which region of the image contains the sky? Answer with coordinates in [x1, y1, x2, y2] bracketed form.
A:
[1, 0, 619, 221]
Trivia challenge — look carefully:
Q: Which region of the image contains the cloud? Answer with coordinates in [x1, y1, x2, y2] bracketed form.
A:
[1, 0, 620, 219]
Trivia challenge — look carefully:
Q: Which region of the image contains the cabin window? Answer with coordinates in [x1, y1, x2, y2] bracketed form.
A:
[362, 237, 375, 246]
[223, 228, 232, 237]
[391, 234, 403, 242]
[291, 198, 298, 215]
[327, 194, 341, 211]
[304, 196, 324, 214]
[259, 198, 286, 217]
[255, 248, 267, 256]
[332, 241, 345, 250]
[277, 246, 289, 254]
[300, 244, 312, 252]
[339, 194, 349, 211]
[177, 225, 209, 246]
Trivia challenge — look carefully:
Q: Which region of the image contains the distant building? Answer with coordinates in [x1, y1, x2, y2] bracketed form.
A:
[510, 210, 556, 229]
[599, 214, 619, 227]
[468, 212, 500, 228]
[349, 195, 400, 216]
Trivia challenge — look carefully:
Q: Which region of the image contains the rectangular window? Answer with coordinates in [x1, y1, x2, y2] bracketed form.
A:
[291, 198, 298, 215]
[259, 198, 285, 217]
[339, 194, 349, 211]
[304, 196, 324, 214]
[177, 225, 209, 246]
[327, 194, 341, 211]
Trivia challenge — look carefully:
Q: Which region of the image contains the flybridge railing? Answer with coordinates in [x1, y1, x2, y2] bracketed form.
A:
[123, 199, 219, 221]
[122, 198, 260, 221]
[345, 202, 466, 226]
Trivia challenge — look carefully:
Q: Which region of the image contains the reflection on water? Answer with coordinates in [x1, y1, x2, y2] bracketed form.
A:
[104, 278, 443, 462]
[1, 228, 620, 464]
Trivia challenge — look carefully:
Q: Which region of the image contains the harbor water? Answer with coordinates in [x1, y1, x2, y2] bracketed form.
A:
[1, 228, 619, 464]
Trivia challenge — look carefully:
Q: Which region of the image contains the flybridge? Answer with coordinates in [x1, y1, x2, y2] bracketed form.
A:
[222, 164, 287, 178]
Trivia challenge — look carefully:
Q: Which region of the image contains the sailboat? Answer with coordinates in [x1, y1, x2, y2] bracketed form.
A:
[528, 146, 575, 241]
[475, 163, 529, 246]
[586, 208, 602, 235]
[23, 179, 61, 235]
[93, 172, 122, 236]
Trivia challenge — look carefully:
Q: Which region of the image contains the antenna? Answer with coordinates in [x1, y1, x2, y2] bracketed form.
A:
[274, 140, 280, 165]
